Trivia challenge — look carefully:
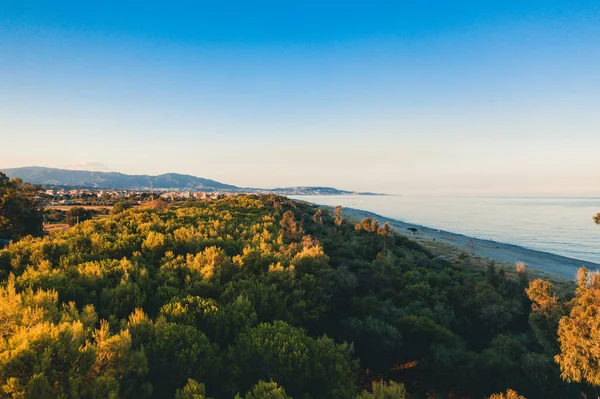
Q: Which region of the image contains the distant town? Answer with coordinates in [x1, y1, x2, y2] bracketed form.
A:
[1, 167, 383, 199]
[43, 186, 244, 206]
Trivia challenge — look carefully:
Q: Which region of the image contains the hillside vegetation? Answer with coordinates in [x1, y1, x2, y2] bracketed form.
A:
[0, 194, 596, 398]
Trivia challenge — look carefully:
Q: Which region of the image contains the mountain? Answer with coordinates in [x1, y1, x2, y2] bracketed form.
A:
[1, 166, 380, 195]
[1, 167, 237, 190]
[267, 186, 377, 195]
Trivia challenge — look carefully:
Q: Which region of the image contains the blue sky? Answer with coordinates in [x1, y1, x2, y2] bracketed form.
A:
[1, 1, 599, 194]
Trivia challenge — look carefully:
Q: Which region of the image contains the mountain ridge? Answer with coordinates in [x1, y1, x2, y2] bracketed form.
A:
[1, 166, 380, 195]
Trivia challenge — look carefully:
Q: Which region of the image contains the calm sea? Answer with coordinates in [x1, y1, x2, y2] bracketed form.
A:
[290, 195, 600, 264]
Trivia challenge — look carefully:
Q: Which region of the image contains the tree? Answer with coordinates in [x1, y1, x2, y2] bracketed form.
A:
[526, 279, 564, 352]
[146, 320, 218, 398]
[111, 201, 132, 215]
[0, 278, 150, 399]
[65, 207, 93, 226]
[0, 173, 44, 240]
[312, 209, 323, 225]
[0, 193, 587, 398]
[175, 379, 212, 399]
[355, 217, 379, 233]
[555, 267, 600, 386]
[377, 223, 392, 248]
[334, 206, 343, 226]
[231, 321, 357, 399]
[280, 210, 302, 241]
[241, 381, 291, 399]
[487, 389, 527, 399]
[357, 380, 407, 399]
[593, 213, 600, 225]
[526, 279, 558, 313]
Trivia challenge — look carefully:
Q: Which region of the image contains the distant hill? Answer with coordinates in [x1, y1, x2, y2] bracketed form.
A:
[267, 186, 380, 195]
[1, 166, 236, 191]
[1, 166, 380, 195]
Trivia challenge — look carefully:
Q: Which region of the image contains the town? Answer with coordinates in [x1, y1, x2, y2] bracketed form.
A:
[42, 186, 239, 206]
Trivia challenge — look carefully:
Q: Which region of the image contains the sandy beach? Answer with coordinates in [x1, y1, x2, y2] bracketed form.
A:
[340, 206, 599, 280]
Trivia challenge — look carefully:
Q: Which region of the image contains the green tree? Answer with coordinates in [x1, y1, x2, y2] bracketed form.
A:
[357, 380, 407, 399]
[65, 206, 93, 226]
[0, 173, 44, 240]
[148, 320, 218, 398]
[231, 321, 357, 399]
[241, 380, 291, 399]
[111, 201, 132, 215]
[175, 379, 212, 399]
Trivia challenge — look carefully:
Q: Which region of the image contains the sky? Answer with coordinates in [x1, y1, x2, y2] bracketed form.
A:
[1, 1, 599, 195]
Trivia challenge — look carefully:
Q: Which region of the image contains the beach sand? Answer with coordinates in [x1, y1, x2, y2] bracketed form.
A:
[339, 206, 599, 280]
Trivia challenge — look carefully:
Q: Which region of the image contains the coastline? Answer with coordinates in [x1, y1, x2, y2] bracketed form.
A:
[335, 206, 599, 280]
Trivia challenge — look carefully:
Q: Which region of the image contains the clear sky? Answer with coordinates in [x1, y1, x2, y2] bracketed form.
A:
[1, 1, 599, 195]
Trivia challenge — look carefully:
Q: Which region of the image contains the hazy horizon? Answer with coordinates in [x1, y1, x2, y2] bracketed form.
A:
[2, 1, 599, 196]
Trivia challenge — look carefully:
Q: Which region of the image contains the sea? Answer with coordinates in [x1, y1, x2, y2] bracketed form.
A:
[289, 195, 600, 264]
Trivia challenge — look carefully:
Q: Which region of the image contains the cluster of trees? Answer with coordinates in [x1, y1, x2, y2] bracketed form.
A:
[0, 191, 598, 398]
[0, 172, 43, 241]
[44, 207, 111, 226]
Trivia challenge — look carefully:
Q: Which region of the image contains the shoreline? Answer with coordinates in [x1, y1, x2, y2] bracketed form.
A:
[334, 206, 598, 280]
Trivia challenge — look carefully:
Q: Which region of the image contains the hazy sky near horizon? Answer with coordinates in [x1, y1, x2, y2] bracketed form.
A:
[1, 1, 599, 195]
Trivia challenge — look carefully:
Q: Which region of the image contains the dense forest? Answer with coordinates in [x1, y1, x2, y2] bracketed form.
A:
[0, 173, 599, 398]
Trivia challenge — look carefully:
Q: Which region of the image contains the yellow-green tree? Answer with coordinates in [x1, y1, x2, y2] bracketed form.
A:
[525, 279, 564, 352]
[555, 267, 600, 386]
[0, 277, 150, 398]
[175, 379, 212, 399]
[357, 380, 407, 399]
[488, 389, 527, 399]
[241, 380, 291, 399]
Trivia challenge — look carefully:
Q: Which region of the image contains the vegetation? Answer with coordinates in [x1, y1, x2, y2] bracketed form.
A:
[64, 207, 94, 226]
[487, 389, 527, 399]
[0, 172, 43, 240]
[554, 268, 600, 386]
[44, 207, 110, 227]
[0, 193, 598, 398]
[43, 208, 67, 224]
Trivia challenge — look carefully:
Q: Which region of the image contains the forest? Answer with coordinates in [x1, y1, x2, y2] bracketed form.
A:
[0, 173, 599, 398]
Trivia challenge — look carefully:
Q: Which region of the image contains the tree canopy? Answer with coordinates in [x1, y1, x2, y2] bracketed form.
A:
[0, 194, 595, 398]
[0, 172, 44, 240]
[555, 268, 600, 387]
